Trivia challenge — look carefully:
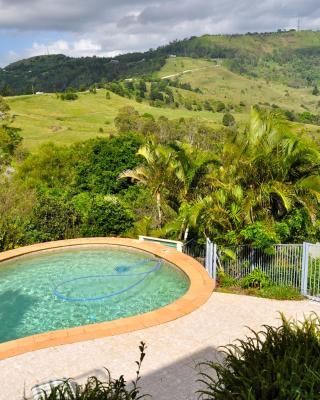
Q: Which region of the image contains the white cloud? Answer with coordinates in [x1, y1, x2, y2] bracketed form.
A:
[26, 39, 120, 58]
[0, 0, 320, 65]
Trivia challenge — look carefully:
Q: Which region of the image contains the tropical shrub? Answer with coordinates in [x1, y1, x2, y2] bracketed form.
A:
[241, 268, 270, 289]
[222, 112, 235, 127]
[74, 133, 143, 195]
[217, 269, 237, 287]
[240, 223, 278, 253]
[81, 195, 134, 237]
[60, 88, 78, 101]
[0, 182, 35, 251]
[27, 195, 82, 242]
[0, 125, 22, 167]
[198, 314, 320, 399]
[213, 101, 226, 112]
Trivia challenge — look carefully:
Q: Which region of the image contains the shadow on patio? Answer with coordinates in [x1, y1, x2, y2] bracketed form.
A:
[72, 346, 222, 400]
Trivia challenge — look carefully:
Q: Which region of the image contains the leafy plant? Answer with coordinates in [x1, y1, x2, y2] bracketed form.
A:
[37, 342, 149, 399]
[241, 268, 270, 289]
[198, 314, 320, 399]
[217, 268, 238, 288]
[81, 195, 134, 237]
[240, 223, 278, 254]
[222, 112, 235, 127]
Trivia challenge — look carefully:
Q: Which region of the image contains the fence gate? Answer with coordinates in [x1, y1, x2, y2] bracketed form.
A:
[302, 243, 320, 300]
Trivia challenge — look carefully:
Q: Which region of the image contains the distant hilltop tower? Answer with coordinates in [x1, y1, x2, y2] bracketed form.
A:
[297, 17, 301, 32]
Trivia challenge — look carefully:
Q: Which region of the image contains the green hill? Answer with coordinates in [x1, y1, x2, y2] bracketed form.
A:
[157, 57, 320, 114]
[5, 55, 320, 150]
[3, 30, 320, 149]
[1, 30, 320, 95]
[165, 30, 320, 86]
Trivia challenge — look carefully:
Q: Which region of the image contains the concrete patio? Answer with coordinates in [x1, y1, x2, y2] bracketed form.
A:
[1, 292, 319, 400]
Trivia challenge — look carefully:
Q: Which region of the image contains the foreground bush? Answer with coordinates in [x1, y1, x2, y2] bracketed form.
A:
[198, 314, 320, 399]
[37, 342, 149, 399]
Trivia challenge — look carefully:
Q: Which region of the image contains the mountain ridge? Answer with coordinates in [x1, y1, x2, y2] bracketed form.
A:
[1, 29, 320, 95]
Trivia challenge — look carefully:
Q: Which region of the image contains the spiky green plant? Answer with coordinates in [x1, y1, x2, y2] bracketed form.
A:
[241, 268, 271, 289]
[36, 342, 149, 400]
[198, 314, 320, 399]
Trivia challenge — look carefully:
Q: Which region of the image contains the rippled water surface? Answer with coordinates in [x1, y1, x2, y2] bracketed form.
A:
[0, 246, 189, 342]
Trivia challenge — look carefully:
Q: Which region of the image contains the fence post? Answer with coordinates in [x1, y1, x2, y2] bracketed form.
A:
[301, 242, 309, 296]
[208, 241, 213, 278]
[205, 238, 216, 279]
[205, 238, 210, 272]
[212, 243, 217, 282]
[209, 241, 213, 278]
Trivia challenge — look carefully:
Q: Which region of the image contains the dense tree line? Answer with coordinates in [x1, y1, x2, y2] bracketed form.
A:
[1, 104, 320, 252]
[105, 79, 228, 112]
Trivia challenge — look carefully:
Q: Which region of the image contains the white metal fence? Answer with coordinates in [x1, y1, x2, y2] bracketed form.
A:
[186, 239, 320, 300]
[218, 243, 303, 289]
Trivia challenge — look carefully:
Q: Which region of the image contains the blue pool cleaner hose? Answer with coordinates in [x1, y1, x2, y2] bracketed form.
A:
[53, 259, 161, 302]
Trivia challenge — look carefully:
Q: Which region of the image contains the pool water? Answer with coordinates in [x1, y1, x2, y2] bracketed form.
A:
[0, 246, 190, 343]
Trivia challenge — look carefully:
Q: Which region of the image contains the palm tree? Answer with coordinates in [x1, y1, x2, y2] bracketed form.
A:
[118, 139, 173, 227]
[188, 107, 320, 242]
[241, 107, 320, 221]
[169, 141, 219, 201]
[166, 141, 219, 240]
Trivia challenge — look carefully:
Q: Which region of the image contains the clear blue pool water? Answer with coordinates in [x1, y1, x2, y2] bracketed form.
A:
[0, 245, 189, 343]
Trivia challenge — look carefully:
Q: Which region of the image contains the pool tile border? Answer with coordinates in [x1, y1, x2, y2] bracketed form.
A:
[0, 238, 214, 360]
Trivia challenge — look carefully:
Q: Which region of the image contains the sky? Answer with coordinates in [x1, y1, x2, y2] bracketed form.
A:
[0, 0, 319, 67]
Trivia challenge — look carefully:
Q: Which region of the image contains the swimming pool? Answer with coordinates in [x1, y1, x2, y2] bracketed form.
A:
[0, 245, 189, 343]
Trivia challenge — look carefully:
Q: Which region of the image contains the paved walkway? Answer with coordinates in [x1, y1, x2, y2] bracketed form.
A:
[1, 293, 319, 400]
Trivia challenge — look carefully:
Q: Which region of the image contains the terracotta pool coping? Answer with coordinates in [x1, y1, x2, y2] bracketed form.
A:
[0, 238, 214, 360]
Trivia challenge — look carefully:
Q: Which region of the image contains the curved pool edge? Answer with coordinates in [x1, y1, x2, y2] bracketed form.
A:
[0, 238, 214, 360]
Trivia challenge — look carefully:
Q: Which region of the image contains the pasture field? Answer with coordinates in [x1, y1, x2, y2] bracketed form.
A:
[6, 56, 320, 150]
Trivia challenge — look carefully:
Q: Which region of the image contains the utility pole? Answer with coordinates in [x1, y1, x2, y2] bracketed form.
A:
[297, 17, 301, 32]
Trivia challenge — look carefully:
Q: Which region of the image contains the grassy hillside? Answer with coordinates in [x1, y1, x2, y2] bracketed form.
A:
[7, 90, 226, 149]
[163, 30, 320, 86]
[157, 57, 320, 114]
[6, 55, 320, 150]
